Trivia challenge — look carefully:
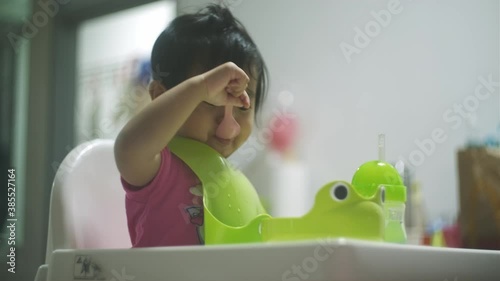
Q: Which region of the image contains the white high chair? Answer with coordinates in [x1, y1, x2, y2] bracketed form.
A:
[35, 141, 500, 281]
[35, 139, 131, 281]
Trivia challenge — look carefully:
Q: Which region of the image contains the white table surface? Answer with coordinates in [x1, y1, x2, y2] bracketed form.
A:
[43, 238, 500, 281]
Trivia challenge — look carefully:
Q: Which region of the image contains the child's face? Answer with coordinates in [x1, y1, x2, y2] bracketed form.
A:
[177, 79, 257, 158]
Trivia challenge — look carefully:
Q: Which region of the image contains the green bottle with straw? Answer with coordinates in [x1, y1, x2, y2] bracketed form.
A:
[351, 134, 407, 243]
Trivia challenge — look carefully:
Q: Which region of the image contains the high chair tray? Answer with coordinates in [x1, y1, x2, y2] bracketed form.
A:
[43, 239, 499, 281]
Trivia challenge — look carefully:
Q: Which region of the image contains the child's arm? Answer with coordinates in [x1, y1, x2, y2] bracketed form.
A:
[114, 62, 250, 188]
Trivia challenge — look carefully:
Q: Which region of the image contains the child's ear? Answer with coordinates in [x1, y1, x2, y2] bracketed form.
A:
[148, 80, 168, 100]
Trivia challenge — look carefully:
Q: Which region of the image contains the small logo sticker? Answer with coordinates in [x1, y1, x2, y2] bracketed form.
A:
[74, 255, 105, 280]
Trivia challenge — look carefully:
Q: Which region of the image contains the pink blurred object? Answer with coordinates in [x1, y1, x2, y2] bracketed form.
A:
[268, 113, 298, 154]
[443, 223, 462, 248]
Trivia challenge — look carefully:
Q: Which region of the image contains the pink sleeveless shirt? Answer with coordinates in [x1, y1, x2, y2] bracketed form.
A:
[121, 147, 204, 247]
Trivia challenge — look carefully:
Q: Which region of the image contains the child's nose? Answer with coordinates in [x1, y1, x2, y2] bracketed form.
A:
[215, 106, 240, 139]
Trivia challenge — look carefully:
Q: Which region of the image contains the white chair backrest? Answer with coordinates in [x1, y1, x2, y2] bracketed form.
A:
[45, 139, 131, 262]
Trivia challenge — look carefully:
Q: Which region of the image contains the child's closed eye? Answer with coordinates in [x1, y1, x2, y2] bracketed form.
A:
[204, 101, 250, 112]
[238, 106, 251, 112]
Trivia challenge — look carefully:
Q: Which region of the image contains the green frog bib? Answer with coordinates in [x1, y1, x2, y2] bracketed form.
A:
[169, 137, 270, 244]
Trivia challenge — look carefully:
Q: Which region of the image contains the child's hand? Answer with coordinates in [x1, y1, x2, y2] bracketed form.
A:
[201, 62, 251, 108]
[115, 64, 251, 188]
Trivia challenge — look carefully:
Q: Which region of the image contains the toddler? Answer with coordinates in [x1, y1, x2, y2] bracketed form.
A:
[114, 4, 268, 247]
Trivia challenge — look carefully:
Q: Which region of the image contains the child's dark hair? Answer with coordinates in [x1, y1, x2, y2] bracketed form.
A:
[151, 4, 269, 116]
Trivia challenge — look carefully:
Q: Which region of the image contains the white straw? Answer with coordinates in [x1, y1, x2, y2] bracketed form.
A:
[378, 134, 385, 161]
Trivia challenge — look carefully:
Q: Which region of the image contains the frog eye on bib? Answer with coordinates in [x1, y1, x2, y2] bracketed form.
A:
[331, 183, 349, 201]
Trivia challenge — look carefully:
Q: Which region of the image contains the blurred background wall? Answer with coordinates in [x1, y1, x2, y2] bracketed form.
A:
[178, 0, 499, 222]
[0, 0, 498, 280]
